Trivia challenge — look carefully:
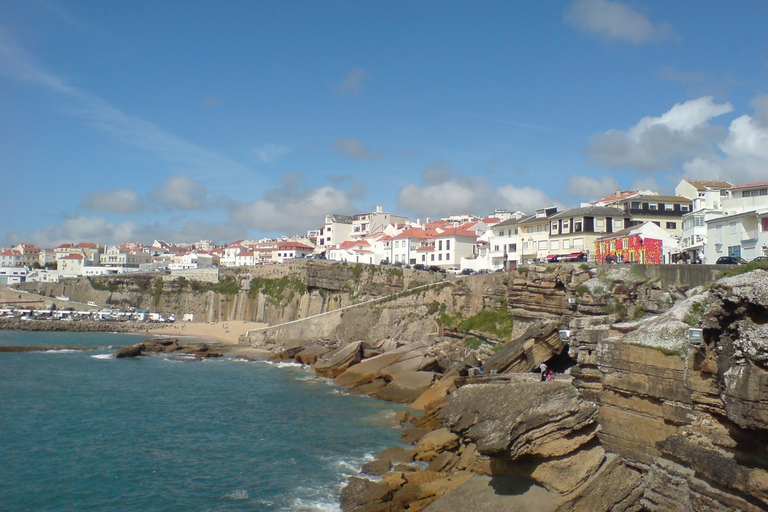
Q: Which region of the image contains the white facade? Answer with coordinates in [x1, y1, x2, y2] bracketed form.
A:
[432, 228, 477, 267]
[317, 214, 354, 251]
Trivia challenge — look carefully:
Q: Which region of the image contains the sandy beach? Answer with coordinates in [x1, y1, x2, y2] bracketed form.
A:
[145, 320, 270, 354]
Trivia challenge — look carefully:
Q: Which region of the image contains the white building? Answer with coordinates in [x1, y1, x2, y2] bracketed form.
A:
[391, 227, 437, 265]
[350, 206, 408, 240]
[705, 181, 768, 262]
[317, 214, 355, 254]
[432, 227, 478, 268]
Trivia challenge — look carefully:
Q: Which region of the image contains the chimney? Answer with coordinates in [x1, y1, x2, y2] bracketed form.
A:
[376, 205, 383, 213]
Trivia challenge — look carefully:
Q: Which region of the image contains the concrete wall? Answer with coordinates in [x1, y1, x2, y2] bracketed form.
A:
[625, 264, 728, 289]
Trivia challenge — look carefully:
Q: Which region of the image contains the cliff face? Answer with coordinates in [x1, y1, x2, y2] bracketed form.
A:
[338, 266, 768, 512]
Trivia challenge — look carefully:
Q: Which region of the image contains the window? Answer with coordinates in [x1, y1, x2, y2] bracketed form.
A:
[596, 219, 604, 228]
[666, 222, 677, 229]
[681, 205, 690, 212]
[631, 201, 641, 209]
[527, 227, 533, 234]
[653, 221, 661, 226]
[394, 241, 399, 248]
[574, 221, 582, 233]
[438, 254, 442, 261]
[537, 225, 543, 233]
[551, 240, 559, 250]
[649, 203, 658, 210]
[431, 254, 435, 261]
[573, 238, 584, 248]
[422, 255, 426, 262]
[509, 243, 517, 252]
[446, 240, 450, 250]
[615, 220, 623, 228]
[665, 203, 674, 211]
[494, 245, 499, 251]
[538, 240, 548, 250]
[446, 253, 450, 260]
[327, 227, 331, 231]
[438, 240, 443, 251]
[514, 228, 519, 235]
[498, 230, 504, 236]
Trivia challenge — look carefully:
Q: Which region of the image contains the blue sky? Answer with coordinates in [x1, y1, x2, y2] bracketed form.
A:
[2, 0, 767, 247]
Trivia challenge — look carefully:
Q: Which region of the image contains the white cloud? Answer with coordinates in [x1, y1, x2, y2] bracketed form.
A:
[397, 164, 559, 217]
[497, 185, 562, 213]
[254, 143, 292, 163]
[587, 96, 733, 172]
[150, 176, 207, 211]
[565, 0, 676, 44]
[81, 188, 144, 214]
[8, 216, 139, 248]
[333, 137, 382, 161]
[337, 68, 369, 95]
[230, 173, 355, 233]
[565, 175, 621, 200]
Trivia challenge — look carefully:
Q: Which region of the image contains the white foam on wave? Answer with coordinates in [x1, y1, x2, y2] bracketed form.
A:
[90, 353, 114, 360]
[44, 349, 78, 353]
[226, 489, 249, 500]
[284, 496, 340, 512]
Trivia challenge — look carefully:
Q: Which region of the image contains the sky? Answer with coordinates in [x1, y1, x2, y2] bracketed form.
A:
[2, 0, 767, 248]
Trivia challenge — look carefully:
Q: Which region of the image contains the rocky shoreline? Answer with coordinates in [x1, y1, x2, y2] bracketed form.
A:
[259, 266, 768, 512]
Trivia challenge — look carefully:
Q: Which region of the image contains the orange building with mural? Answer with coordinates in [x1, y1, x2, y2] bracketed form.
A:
[595, 233, 663, 264]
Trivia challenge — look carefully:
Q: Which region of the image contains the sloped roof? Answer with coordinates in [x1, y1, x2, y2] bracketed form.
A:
[435, 227, 478, 238]
[394, 227, 437, 239]
[327, 214, 354, 224]
[551, 206, 626, 219]
[683, 179, 733, 190]
[494, 215, 534, 228]
[732, 181, 768, 190]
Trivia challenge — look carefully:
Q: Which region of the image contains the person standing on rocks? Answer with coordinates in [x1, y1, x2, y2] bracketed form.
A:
[539, 362, 547, 381]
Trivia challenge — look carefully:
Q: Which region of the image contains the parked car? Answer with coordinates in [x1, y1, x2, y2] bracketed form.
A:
[752, 256, 768, 262]
[461, 268, 475, 275]
[379, 259, 390, 265]
[428, 265, 445, 273]
[716, 256, 747, 265]
[446, 267, 461, 274]
[413, 263, 426, 271]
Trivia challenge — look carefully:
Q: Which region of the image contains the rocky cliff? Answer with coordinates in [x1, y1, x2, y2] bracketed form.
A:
[328, 264, 768, 512]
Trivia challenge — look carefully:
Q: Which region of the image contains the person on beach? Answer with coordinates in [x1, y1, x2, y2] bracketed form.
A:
[539, 362, 548, 381]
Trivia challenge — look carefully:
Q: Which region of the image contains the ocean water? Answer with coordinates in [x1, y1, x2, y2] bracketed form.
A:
[0, 331, 406, 511]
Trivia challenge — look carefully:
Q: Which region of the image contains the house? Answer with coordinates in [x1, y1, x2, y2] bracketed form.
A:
[0, 249, 23, 268]
[316, 214, 355, 253]
[275, 241, 314, 263]
[611, 194, 692, 238]
[432, 227, 478, 268]
[548, 206, 626, 261]
[0, 266, 28, 285]
[485, 213, 529, 269]
[58, 253, 88, 275]
[234, 251, 257, 267]
[676, 179, 732, 263]
[100, 245, 151, 268]
[391, 227, 437, 265]
[595, 222, 680, 264]
[705, 181, 768, 262]
[517, 207, 559, 263]
[13, 244, 40, 267]
[350, 206, 408, 240]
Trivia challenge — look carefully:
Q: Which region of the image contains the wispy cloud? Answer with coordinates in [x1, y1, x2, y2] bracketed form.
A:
[254, 142, 292, 163]
[336, 68, 369, 95]
[565, 0, 677, 45]
[475, 115, 571, 134]
[333, 137, 382, 161]
[0, 25, 250, 179]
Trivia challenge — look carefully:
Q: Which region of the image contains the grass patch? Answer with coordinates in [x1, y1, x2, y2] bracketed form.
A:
[457, 305, 514, 339]
[579, 263, 590, 271]
[464, 336, 483, 349]
[719, 260, 768, 278]
[575, 284, 590, 296]
[249, 276, 307, 302]
[683, 299, 707, 326]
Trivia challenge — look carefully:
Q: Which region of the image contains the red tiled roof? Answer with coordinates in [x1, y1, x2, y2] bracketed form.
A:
[55, 243, 73, 249]
[435, 227, 478, 238]
[278, 241, 314, 250]
[482, 217, 500, 224]
[732, 181, 768, 189]
[394, 227, 437, 239]
[61, 254, 85, 260]
[417, 245, 435, 252]
[75, 242, 98, 248]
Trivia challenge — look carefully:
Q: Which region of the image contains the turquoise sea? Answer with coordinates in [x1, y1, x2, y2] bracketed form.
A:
[0, 331, 406, 511]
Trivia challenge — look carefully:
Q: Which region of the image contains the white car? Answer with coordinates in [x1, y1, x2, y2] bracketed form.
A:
[446, 267, 462, 274]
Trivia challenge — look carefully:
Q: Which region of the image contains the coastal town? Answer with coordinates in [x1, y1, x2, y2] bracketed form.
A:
[2, 178, 767, 289]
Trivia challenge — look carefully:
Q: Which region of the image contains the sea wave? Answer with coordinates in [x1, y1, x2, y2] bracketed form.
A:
[90, 353, 114, 360]
[44, 349, 79, 353]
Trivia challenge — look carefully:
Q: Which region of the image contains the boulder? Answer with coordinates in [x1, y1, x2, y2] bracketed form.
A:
[416, 428, 459, 453]
[114, 343, 144, 358]
[294, 344, 329, 365]
[440, 382, 598, 459]
[529, 444, 606, 494]
[361, 458, 392, 477]
[313, 341, 364, 378]
[410, 370, 460, 411]
[374, 371, 437, 403]
[339, 477, 395, 512]
[401, 427, 431, 445]
[334, 351, 404, 387]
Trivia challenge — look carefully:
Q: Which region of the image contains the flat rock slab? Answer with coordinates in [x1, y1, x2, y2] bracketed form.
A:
[422, 474, 563, 512]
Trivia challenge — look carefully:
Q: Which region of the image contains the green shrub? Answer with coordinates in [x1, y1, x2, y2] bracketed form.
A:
[719, 260, 768, 278]
[575, 284, 590, 296]
[464, 336, 483, 349]
[579, 263, 590, 271]
[457, 306, 514, 339]
[426, 301, 441, 315]
[212, 276, 241, 295]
